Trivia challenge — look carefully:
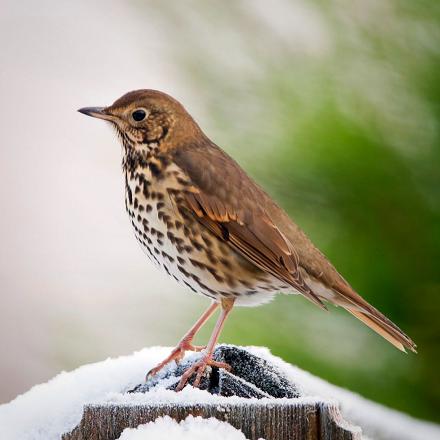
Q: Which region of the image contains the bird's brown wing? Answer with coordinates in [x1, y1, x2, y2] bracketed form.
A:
[171, 142, 326, 309]
[171, 141, 417, 353]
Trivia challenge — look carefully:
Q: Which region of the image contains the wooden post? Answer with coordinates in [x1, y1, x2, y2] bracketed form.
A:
[62, 401, 361, 440]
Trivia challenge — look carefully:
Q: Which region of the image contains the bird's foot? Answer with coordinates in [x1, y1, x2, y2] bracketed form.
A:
[146, 340, 206, 380]
[175, 355, 231, 391]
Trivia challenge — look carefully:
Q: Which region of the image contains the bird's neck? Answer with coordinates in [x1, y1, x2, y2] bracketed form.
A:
[122, 138, 161, 174]
[122, 136, 174, 191]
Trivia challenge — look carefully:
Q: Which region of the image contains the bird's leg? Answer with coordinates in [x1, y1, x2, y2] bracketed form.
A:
[176, 298, 234, 391]
[146, 301, 219, 379]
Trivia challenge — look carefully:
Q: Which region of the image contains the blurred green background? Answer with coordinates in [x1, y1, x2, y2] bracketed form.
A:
[145, 0, 440, 422]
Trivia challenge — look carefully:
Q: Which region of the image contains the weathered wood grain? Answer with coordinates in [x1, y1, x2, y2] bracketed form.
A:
[62, 401, 361, 440]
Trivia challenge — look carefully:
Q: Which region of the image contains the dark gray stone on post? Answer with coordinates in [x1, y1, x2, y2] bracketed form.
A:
[130, 345, 301, 398]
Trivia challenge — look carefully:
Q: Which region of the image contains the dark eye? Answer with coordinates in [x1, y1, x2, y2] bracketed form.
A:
[132, 109, 146, 122]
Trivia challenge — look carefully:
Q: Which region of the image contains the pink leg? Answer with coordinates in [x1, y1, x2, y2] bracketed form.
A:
[176, 298, 235, 391]
[146, 301, 219, 378]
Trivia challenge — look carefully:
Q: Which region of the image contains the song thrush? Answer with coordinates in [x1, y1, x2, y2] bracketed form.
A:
[79, 90, 416, 389]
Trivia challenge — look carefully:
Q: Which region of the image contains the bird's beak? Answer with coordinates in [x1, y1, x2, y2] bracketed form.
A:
[77, 106, 115, 121]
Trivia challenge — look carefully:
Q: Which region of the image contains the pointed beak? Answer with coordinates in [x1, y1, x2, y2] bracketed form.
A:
[77, 106, 115, 121]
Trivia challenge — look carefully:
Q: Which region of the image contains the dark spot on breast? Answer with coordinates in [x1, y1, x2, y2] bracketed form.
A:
[201, 235, 213, 248]
[178, 245, 193, 254]
[161, 214, 171, 224]
[239, 279, 253, 288]
[167, 231, 176, 244]
[146, 204, 153, 213]
[207, 267, 224, 283]
[143, 184, 150, 198]
[177, 265, 190, 277]
[183, 281, 197, 293]
[161, 251, 174, 263]
[149, 162, 161, 178]
[190, 238, 204, 252]
[126, 182, 133, 205]
[175, 236, 185, 246]
[189, 258, 204, 269]
[192, 278, 217, 295]
[206, 251, 218, 265]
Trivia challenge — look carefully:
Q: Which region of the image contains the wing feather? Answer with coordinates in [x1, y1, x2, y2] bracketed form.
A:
[172, 144, 325, 309]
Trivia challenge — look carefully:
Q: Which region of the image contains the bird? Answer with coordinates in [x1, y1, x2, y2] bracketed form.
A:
[78, 89, 416, 390]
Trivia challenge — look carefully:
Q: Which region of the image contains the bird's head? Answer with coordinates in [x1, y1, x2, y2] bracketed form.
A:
[78, 89, 201, 152]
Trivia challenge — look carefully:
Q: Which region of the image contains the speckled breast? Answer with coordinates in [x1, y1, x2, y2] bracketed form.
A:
[124, 160, 284, 306]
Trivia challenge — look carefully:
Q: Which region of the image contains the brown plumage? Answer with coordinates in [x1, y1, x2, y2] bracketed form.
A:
[79, 89, 416, 389]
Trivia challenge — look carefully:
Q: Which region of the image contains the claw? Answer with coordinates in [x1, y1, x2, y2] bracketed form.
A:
[145, 340, 205, 380]
[175, 356, 231, 391]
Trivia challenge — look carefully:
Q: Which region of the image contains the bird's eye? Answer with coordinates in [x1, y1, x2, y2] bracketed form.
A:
[132, 109, 146, 122]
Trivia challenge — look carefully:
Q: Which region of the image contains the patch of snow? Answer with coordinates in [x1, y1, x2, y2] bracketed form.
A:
[0, 347, 171, 440]
[0, 345, 438, 440]
[105, 382, 242, 406]
[116, 415, 255, 440]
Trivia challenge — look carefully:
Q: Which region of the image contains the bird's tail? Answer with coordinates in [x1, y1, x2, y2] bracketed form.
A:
[333, 281, 417, 353]
[345, 307, 416, 353]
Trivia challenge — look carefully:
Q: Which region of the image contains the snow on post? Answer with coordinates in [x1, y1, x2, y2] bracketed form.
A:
[1, 345, 438, 440]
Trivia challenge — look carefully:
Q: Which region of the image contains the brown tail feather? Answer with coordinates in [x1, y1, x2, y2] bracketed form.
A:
[346, 308, 417, 353]
[329, 281, 417, 353]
